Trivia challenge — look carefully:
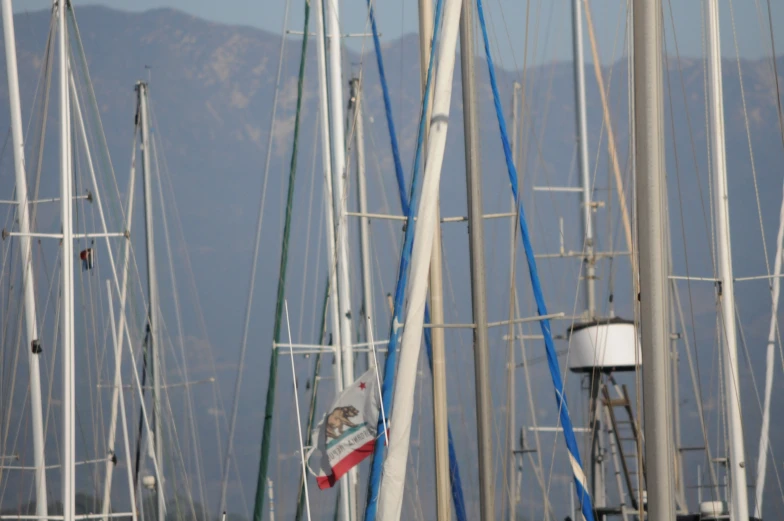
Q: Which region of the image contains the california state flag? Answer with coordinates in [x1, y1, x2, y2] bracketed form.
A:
[307, 367, 382, 489]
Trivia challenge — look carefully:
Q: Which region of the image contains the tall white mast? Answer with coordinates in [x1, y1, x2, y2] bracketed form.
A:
[349, 78, 375, 370]
[313, 0, 350, 519]
[138, 81, 166, 521]
[705, 2, 749, 519]
[1, 0, 48, 516]
[106, 281, 139, 521]
[58, 1, 76, 520]
[98, 92, 138, 520]
[325, 0, 357, 516]
[632, 0, 676, 519]
[754, 180, 784, 518]
[376, 0, 463, 517]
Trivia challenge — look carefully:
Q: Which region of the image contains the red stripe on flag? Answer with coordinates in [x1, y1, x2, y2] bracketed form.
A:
[315, 438, 376, 490]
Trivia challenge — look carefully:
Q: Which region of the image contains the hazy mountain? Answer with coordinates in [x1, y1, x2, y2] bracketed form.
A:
[1, 5, 783, 520]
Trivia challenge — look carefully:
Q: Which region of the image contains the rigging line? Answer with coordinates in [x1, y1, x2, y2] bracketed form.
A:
[582, 1, 633, 275]
[296, 113, 322, 344]
[294, 277, 329, 521]
[507, 86, 559, 517]
[365, 120, 400, 248]
[663, 1, 719, 494]
[364, 0, 407, 214]
[541, 220, 593, 509]
[0, 128, 14, 447]
[68, 7, 124, 231]
[72, 99, 103, 478]
[156, 332, 200, 521]
[132, 330, 150, 491]
[150, 96, 248, 515]
[475, 0, 595, 519]
[725, 1, 784, 512]
[306, 161, 326, 350]
[727, 0, 773, 299]
[764, 1, 784, 155]
[503, 14, 586, 505]
[733, 296, 784, 512]
[39, 257, 62, 464]
[250, 0, 311, 518]
[150, 128, 210, 514]
[215, 0, 292, 513]
[0, 231, 29, 498]
[363, 0, 468, 519]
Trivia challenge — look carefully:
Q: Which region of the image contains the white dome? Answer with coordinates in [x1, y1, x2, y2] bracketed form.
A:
[568, 318, 641, 373]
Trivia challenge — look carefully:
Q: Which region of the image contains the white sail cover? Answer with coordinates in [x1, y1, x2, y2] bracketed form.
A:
[375, 0, 464, 518]
[308, 368, 381, 489]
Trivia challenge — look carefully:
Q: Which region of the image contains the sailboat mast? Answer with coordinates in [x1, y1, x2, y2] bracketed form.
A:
[1, 0, 48, 516]
[325, 0, 358, 516]
[459, 1, 494, 519]
[632, 0, 676, 519]
[754, 182, 784, 519]
[507, 81, 521, 521]
[416, 0, 451, 518]
[571, 0, 608, 512]
[705, 2, 749, 519]
[58, 1, 76, 519]
[571, 0, 596, 319]
[349, 78, 375, 371]
[313, 0, 350, 519]
[100, 92, 139, 521]
[138, 81, 166, 521]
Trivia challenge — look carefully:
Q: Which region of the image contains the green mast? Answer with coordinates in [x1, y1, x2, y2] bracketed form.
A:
[252, 2, 311, 520]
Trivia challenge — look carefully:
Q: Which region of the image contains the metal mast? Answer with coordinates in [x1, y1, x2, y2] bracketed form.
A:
[138, 81, 166, 521]
[572, 0, 596, 319]
[99, 91, 139, 521]
[417, 0, 450, 518]
[313, 0, 350, 519]
[754, 178, 784, 520]
[705, 1, 749, 519]
[325, 0, 357, 516]
[459, 1, 494, 519]
[507, 81, 521, 521]
[632, 0, 676, 519]
[571, 0, 607, 512]
[349, 78, 375, 371]
[59, 1, 76, 519]
[1, 0, 48, 515]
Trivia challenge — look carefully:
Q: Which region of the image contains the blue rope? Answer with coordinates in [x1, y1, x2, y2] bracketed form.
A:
[363, 1, 467, 520]
[474, 1, 596, 520]
[365, 0, 407, 211]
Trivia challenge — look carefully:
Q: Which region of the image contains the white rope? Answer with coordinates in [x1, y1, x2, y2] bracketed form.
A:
[284, 300, 312, 521]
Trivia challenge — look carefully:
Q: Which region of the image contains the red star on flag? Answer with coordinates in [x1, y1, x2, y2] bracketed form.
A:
[359, 382, 366, 390]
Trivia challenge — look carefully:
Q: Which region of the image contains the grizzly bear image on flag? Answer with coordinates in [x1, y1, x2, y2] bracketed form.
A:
[307, 367, 383, 489]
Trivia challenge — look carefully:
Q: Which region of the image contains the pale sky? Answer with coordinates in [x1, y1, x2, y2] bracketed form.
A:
[11, 0, 784, 67]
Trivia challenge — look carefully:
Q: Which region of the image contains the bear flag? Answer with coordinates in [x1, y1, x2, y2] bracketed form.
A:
[307, 367, 383, 489]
